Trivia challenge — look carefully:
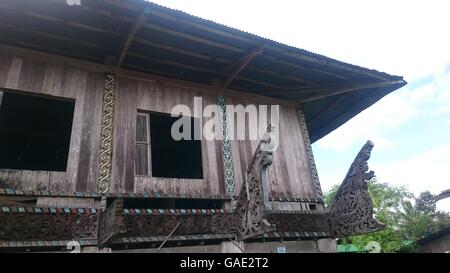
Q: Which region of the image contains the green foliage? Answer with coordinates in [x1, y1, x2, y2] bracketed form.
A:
[325, 179, 450, 253]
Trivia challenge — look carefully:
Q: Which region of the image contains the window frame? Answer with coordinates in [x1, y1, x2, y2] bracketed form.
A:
[134, 110, 204, 179]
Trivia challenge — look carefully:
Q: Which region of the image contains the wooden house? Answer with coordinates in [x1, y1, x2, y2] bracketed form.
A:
[0, 0, 406, 252]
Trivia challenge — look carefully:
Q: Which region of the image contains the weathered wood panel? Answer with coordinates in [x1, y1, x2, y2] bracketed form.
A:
[0, 53, 103, 192]
[113, 78, 224, 196]
[227, 97, 316, 199]
[0, 52, 317, 199]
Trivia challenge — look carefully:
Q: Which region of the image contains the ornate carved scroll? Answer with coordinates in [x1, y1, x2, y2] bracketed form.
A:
[296, 109, 323, 200]
[98, 198, 126, 247]
[234, 125, 277, 240]
[0, 210, 98, 241]
[217, 94, 235, 198]
[97, 74, 116, 193]
[328, 140, 385, 237]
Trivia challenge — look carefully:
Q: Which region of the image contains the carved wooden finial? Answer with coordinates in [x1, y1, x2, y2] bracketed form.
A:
[235, 124, 277, 240]
[328, 140, 385, 237]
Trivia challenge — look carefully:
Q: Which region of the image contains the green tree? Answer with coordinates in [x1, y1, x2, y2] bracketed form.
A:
[325, 179, 450, 252]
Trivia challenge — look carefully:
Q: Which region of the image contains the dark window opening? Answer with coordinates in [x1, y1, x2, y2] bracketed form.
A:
[0, 91, 75, 171]
[308, 204, 317, 210]
[119, 198, 224, 209]
[148, 112, 203, 179]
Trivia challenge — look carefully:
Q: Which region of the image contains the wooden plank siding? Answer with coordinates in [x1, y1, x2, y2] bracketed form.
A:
[0, 52, 318, 199]
[0, 53, 103, 192]
[226, 97, 316, 199]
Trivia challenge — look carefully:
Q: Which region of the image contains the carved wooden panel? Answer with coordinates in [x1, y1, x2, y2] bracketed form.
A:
[328, 140, 385, 237]
[234, 125, 277, 240]
[98, 198, 126, 247]
[0, 211, 97, 241]
[97, 73, 116, 193]
[268, 212, 330, 233]
[122, 213, 236, 238]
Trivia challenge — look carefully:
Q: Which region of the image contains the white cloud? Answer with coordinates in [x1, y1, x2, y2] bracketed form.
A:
[374, 145, 450, 211]
[316, 90, 417, 151]
[316, 63, 450, 151]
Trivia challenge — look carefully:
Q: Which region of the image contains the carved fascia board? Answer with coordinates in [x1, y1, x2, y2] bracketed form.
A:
[328, 140, 385, 237]
[234, 125, 277, 240]
[97, 74, 116, 194]
[296, 108, 323, 200]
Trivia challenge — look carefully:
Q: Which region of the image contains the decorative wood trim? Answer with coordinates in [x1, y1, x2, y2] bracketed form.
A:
[296, 108, 323, 200]
[0, 203, 331, 245]
[98, 199, 126, 247]
[0, 188, 231, 200]
[217, 94, 236, 198]
[328, 140, 385, 237]
[97, 74, 116, 193]
[234, 125, 277, 240]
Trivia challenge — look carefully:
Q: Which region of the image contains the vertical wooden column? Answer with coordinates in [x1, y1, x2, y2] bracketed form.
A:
[97, 74, 116, 193]
[296, 108, 323, 200]
[217, 94, 235, 199]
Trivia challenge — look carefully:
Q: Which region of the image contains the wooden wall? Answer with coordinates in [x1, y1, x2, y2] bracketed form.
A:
[0, 52, 318, 199]
[0, 53, 104, 192]
[226, 97, 316, 199]
[419, 233, 450, 253]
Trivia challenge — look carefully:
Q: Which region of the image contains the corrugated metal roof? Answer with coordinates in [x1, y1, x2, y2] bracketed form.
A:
[0, 0, 407, 141]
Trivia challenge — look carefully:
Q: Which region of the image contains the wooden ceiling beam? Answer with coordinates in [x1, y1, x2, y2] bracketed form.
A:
[37, 0, 392, 81]
[127, 52, 284, 89]
[134, 37, 317, 86]
[4, 3, 346, 84]
[297, 80, 406, 103]
[216, 44, 266, 92]
[116, 10, 149, 67]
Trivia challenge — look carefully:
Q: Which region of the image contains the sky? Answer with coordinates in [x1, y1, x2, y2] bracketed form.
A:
[148, 0, 450, 211]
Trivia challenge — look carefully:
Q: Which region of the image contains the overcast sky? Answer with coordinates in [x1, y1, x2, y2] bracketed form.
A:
[150, 0, 450, 211]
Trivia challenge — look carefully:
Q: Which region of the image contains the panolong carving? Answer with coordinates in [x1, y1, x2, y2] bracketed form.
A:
[234, 125, 277, 240]
[329, 140, 385, 237]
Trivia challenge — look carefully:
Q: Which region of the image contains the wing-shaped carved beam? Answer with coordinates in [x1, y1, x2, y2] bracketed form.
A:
[328, 140, 385, 237]
[234, 124, 277, 240]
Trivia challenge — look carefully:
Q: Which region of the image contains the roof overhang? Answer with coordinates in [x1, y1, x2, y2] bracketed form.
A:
[0, 0, 407, 142]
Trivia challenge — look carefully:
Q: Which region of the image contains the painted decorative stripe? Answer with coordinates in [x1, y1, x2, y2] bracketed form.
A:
[256, 231, 330, 239]
[269, 196, 323, 203]
[111, 234, 234, 244]
[0, 206, 100, 214]
[217, 93, 236, 198]
[0, 188, 230, 200]
[0, 240, 97, 248]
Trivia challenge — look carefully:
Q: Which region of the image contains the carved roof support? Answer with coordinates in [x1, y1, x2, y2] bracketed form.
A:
[234, 124, 277, 240]
[328, 140, 385, 237]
